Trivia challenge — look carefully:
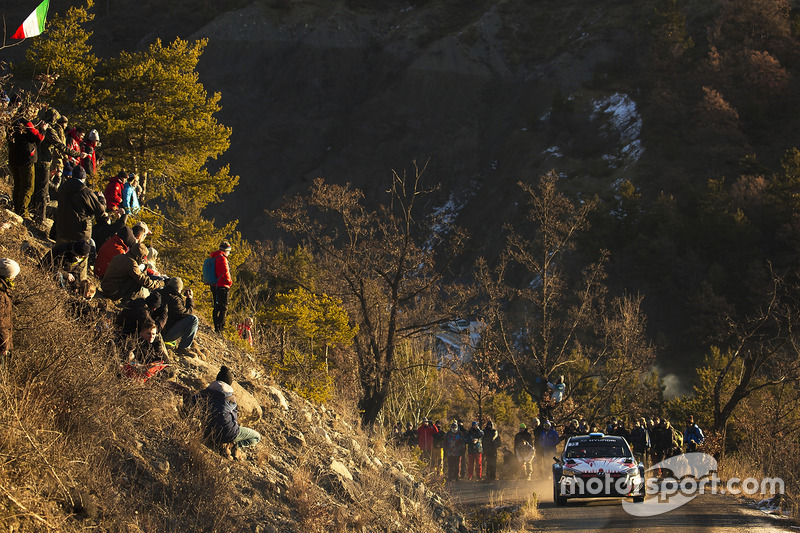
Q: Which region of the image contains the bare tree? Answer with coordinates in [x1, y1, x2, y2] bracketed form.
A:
[479, 171, 656, 421]
[273, 162, 465, 427]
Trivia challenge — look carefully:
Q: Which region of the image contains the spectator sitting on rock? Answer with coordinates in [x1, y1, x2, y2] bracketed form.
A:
[0, 258, 20, 367]
[159, 277, 199, 357]
[95, 225, 140, 279]
[144, 246, 168, 281]
[116, 291, 168, 340]
[190, 366, 261, 461]
[101, 243, 164, 303]
[39, 239, 91, 288]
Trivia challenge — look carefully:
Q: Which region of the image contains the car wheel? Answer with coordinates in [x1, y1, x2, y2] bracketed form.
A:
[554, 486, 567, 506]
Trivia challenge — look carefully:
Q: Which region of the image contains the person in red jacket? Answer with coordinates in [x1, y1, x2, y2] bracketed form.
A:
[103, 171, 127, 213]
[209, 240, 233, 333]
[417, 417, 439, 471]
[95, 225, 141, 279]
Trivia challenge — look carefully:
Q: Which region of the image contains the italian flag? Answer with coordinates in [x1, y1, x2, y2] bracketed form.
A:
[12, 0, 50, 40]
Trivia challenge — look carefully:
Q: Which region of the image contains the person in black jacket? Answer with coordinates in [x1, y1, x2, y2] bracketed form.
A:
[190, 366, 261, 460]
[55, 164, 108, 246]
[39, 239, 91, 287]
[159, 277, 199, 357]
[116, 291, 168, 338]
[8, 112, 45, 218]
[481, 420, 501, 481]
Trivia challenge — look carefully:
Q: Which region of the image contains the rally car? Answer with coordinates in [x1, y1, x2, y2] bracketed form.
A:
[552, 433, 645, 506]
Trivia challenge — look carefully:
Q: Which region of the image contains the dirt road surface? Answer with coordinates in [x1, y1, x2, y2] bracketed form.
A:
[447, 478, 794, 532]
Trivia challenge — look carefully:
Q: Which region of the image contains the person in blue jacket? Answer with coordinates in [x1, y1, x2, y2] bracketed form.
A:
[192, 366, 260, 460]
[120, 173, 141, 214]
[540, 420, 560, 462]
[684, 415, 705, 452]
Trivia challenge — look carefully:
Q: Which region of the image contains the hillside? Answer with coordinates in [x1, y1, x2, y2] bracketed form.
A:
[0, 206, 474, 532]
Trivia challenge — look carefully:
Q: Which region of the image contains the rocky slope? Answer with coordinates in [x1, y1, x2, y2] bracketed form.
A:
[0, 204, 467, 532]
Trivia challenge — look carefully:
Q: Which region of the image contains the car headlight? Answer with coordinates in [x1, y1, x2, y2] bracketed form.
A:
[563, 467, 579, 477]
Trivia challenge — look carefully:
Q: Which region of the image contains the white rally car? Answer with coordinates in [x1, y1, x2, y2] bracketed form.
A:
[552, 433, 645, 506]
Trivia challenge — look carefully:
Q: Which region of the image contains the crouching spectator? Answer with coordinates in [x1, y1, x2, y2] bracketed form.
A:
[121, 320, 171, 383]
[39, 239, 91, 288]
[190, 366, 261, 460]
[160, 277, 199, 357]
[0, 258, 20, 368]
[101, 243, 164, 303]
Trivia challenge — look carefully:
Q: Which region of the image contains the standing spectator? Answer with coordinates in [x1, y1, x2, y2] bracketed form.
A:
[650, 419, 667, 466]
[160, 277, 199, 357]
[208, 240, 233, 333]
[237, 317, 254, 347]
[443, 421, 466, 481]
[101, 243, 164, 303]
[191, 366, 261, 461]
[402, 422, 417, 447]
[103, 171, 127, 213]
[481, 420, 500, 481]
[466, 421, 484, 481]
[121, 173, 141, 214]
[8, 111, 45, 218]
[531, 417, 545, 476]
[540, 421, 560, 462]
[82, 129, 100, 178]
[614, 419, 631, 442]
[514, 423, 535, 480]
[65, 126, 84, 168]
[33, 108, 81, 224]
[630, 418, 651, 466]
[55, 164, 107, 248]
[562, 419, 580, 442]
[432, 420, 444, 476]
[0, 259, 20, 367]
[683, 415, 705, 452]
[417, 417, 439, 470]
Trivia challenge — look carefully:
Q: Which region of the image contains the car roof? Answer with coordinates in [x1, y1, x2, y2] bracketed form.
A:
[565, 433, 627, 446]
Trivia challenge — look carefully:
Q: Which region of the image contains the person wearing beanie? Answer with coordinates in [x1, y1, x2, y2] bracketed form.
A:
[190, 365, 261, 460]
[55, 157, 108, 282]
[95, 225, 137, 279]
[514, 422, 534, 480]
[443, 421, 466, 481]
[0, 258, 20, 363]
[39, 240, 92, 288]
[207, 240, 233, 333]
[101, 243, 164, 303]
[160, 276, 199, 357]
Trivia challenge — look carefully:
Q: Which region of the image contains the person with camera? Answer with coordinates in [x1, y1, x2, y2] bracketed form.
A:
[159, 277, 200, 357]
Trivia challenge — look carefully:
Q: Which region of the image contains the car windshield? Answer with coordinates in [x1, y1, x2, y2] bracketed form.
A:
[565, 445, 627, 459]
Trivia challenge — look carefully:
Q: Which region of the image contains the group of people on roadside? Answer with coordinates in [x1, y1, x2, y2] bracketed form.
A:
[396, 412, 705, 482]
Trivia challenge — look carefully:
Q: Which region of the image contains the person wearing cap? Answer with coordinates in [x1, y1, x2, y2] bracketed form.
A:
[0, 258, 20, 365]
[95, 225, 139, 279]
[443, 421, 466, 481]
[39, 239, 92, 287]
[417, 417, 439, 470]
[190, 366, 261, 460]
[159, 277, 199, 357]
[101, 243, 165, 303]
[208, 240, 233, 333]
[466, 421, 484, 481]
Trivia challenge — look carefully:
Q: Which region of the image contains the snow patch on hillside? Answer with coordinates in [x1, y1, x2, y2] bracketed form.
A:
[592, 93, 643, 171]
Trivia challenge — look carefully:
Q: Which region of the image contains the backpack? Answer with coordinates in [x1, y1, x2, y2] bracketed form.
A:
[202, 256, 218, 285]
